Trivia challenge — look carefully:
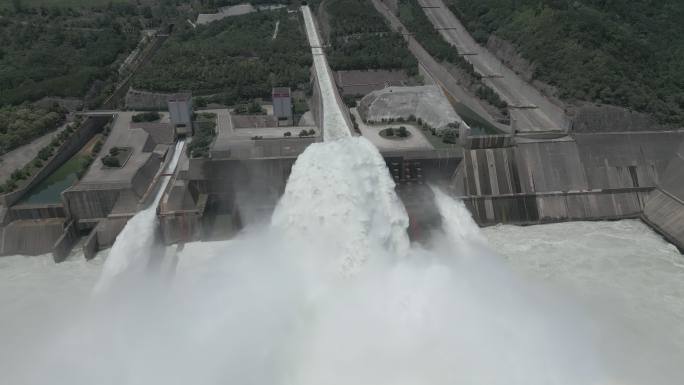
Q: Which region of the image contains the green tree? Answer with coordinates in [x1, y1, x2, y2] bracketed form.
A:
[11, 0, 22, 13]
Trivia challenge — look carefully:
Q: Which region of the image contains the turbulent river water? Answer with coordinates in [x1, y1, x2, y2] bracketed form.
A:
[0, 135, 683, 385]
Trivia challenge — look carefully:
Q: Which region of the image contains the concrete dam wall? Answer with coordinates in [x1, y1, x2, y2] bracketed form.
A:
[455, 132, 684, 233]
[643, 139, 684, 250]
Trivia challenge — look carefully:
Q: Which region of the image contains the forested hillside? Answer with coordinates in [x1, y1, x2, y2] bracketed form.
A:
[132, 10, 311, 105]
[448, 0, 684, 125]
[0, 5, 142, 106]
[0, 2, 162, 152]
[324, 0, 416, 74]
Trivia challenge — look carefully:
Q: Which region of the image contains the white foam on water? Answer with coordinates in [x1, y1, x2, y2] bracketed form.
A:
[0, 132, 683, 385]
[484, 220, 684, 384]
[93, 140, 184, 294]
[272, 136, 409, 273]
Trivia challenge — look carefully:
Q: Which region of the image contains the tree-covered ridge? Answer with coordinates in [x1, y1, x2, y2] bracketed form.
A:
[324, 0, 417, 74]
[448, 0, 684, 125]
[326, 0, 389, 37]
[132, 10, 312, 104]
[0, 6, 142, 106]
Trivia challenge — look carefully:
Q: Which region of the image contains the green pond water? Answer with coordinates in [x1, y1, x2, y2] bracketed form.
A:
[19, 154, 90, 205]
[453, 102, 500, 135]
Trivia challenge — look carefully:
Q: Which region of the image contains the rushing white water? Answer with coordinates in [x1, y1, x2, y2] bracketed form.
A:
[0, 133, 683, 384]
[93, 140, 184, 294]
[272, 137, 408, 273]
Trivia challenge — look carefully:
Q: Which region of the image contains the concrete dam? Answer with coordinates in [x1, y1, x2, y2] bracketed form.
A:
[1, 5, 681, 260]
[453, 130, 684, 250]
[155, 5, 684, 253]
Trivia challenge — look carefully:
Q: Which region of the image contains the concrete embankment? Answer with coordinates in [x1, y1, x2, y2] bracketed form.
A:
[0, 116, 111, 257]
[454, 130, 684, 250]
[643, 140, 684, 251]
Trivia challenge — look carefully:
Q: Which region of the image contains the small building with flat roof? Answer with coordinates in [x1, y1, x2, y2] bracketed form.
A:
[168, 93, 193, 136]
[272, 87, 292, 121]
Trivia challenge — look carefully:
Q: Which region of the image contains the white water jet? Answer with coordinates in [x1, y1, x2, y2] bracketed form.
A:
[272, 136, 408, 273]
[93, 140, 185, 294]
[2, 125, 683, 385]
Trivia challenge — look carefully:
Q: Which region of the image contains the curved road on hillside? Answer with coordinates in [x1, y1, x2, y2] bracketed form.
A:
[370, 0, 509, 133]
[418, 0, 569, 132]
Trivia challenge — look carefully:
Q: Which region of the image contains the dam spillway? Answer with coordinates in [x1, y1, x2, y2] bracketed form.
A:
[2, 127, 684, 383]
[454, 130, 684, 250]
[0, 7, 683, 383]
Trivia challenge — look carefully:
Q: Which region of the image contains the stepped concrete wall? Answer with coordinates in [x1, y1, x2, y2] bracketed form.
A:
[456, 132, 684, 238]
[8, 204, 65, 221]
[53, 221, 79, 262]
[0, 116, 109, 208]
[124, 89, 172, 111]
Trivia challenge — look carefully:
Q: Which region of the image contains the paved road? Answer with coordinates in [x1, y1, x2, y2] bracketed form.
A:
[370, 0, 509, 133]
[418, 0, 569, 132]
[0, 123, 68, 185]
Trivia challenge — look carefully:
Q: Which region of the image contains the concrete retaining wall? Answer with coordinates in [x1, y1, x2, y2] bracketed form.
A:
[310, 66, 324, 129]
[95, 216, 131, 249]
[463, 190, 647, 226]
[0, 219, 65, 256]
[132, 155, 163, 198]
[0, 116, 109, 208]
[455, 132, 684, 237]
[52, 221, 79, 262]
[83, 227, 99, 260]
[643, 190, 684, 251]
[8, 204, 65, 221]
[159, 212, 202, 245]
[125, 89, 172, 111]
[642, 140, 684, 250]
[63, 187, 126, 222]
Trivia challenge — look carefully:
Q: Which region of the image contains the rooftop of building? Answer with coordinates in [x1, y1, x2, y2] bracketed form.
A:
[272, 87, 291, 97]
[206, 109, 319, 159]
[168, 92, 192, 102]
[72, 111, 167, 190]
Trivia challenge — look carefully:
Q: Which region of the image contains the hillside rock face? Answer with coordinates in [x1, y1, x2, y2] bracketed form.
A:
[486, 35, 536, 83]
